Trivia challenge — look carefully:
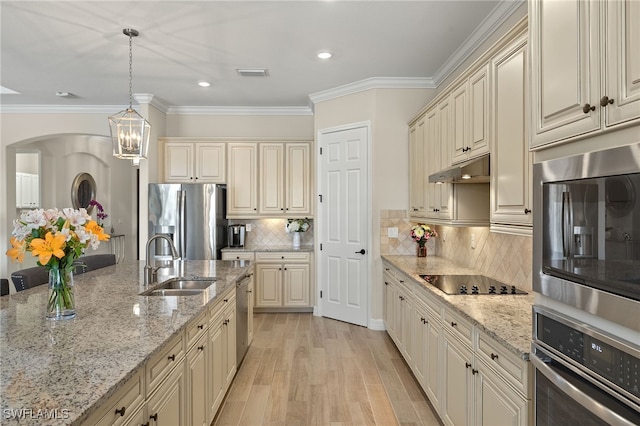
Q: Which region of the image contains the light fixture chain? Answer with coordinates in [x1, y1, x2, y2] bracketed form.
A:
[128, 32, 133, 108]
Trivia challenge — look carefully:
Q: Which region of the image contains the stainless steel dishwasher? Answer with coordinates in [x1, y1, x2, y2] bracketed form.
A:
[236, 273, 251, 365]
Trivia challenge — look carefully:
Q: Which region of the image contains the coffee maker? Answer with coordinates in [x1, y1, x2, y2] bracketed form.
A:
[228, 224, 246, 247]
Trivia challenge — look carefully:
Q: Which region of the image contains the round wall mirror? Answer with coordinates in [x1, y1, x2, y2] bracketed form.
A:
[71, 173, 97, 213]
[605, 176, 635, 218]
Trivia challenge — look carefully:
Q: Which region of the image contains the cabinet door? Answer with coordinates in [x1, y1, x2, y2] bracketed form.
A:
[255, 264, 283, 307]
[469, 64, 490, 158]
[283, 263, 310, 306]
[424, 309, 442, 413]
[436, 97, 453, 220]
[165, 143, 194, 182]
[529, 0, 600, 148]
[195, 143, 225, 183]
[15, 173, 23, 208]
[186, 335, 208, 426]
[259, 143, 284, 214]
[247, 272, 254, 345]
[147, 363, 187, 426]
[208, 317, 225, 419]
[451, 81, 469, 164]
[383, 273, 396, 339]
[223, 304, 237, 385]
[441, 332, 473, 426]
[400, 290, 414, 366]
[605, 0, 640, 127]
[227, 143, 258, 216]
[474, 362, 529, 426]
[28, 174, 39, 207]
[424, 107, 440, 219]
[409, 118, 426, 216]
[491, 34, 533, 228]
[412, 300, 428, 385]
[285, 143, 311, 215]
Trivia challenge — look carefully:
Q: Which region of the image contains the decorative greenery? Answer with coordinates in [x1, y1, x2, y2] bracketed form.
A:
[410, 224, 437, 247]
[285, 218, 311, 233]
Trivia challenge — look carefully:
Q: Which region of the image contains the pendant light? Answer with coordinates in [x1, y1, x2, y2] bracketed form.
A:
[109, 28, 150, 161]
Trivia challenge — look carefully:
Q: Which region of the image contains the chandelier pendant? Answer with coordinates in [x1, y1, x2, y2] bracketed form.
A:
[109, 28, 150, 161]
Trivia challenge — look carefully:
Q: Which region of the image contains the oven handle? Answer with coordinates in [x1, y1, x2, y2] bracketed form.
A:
[531, 349, 637, 426]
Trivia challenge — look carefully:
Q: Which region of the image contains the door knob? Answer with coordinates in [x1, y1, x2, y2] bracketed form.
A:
[355, 249, 366, 255]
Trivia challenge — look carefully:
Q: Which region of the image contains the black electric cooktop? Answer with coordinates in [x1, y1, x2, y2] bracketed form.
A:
[419, 274, 528, 295]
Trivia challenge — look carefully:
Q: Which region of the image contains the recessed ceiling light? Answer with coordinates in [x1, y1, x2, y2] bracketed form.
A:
[317, 51, 332, 59]
[56, 91, 73, 97]
[198, 81, 211, 87]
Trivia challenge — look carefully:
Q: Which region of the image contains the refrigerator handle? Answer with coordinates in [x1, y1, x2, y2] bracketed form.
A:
[177, 190, 187, 258]
[562, 190, 572, 258]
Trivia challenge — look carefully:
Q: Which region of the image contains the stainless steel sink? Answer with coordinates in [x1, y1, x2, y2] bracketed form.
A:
[140, 277, 216, 296]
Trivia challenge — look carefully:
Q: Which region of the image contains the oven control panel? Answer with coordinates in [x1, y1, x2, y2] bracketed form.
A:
[535, 311, 640, 400]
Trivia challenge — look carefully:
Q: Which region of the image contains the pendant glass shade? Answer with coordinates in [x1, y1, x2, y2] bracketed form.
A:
[109, 107, 150, 159]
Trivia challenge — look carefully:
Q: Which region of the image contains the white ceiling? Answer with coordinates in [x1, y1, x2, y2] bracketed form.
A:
[0, 1, 522, 113]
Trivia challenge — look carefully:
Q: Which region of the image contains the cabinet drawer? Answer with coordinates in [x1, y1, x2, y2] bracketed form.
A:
[414, 286, 442, 320]
[84, 369, 144, 426]
[476, 329, 529, 395]
[209, 288, 235, 324]
[146, 332, 185, 392]
[383, 264, 398, 279]
[185, 310, 208, 350]
[255, 251, 310, 262]
[443, 309, 473, 345]
[222, 252, 255, 261]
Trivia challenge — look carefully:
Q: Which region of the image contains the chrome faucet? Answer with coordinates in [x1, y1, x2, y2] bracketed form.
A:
[144, 234, 180, 284]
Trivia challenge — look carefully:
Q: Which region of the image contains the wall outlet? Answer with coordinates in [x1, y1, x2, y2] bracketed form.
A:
[246, 224, 252, 232]
[388, 227, 398, 238]
[471, 233, 476, 249]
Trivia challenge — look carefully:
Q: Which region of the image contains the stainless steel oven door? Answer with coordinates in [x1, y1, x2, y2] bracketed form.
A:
[532, 344, 640, 426]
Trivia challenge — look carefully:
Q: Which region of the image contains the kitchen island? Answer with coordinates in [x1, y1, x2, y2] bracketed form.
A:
[0, 259, 252, 425]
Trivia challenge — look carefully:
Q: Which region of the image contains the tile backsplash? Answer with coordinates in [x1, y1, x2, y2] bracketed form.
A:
[229, 219, 314, 246]
[380, 210, 532, 291]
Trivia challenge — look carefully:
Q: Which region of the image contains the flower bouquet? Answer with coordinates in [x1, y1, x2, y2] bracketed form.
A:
[6, 208, 110, 319]
[285, 218, 311, 248]
[410, 224, 437, 257]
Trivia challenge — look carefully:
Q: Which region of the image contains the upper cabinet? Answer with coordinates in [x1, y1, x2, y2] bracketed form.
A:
[451, 64, 491, 164]
[530, 0, 640, 149]
[409, 118, 426, 216]
[259, 142, 311, 216]
[227, 142, 259, 217]
[491, 33, 533, 234]
[164, 142, 226, 183]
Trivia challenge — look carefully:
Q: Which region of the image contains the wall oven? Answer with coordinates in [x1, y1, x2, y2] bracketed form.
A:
[532, 306, 639, 425]
[533, 143, 640, 332]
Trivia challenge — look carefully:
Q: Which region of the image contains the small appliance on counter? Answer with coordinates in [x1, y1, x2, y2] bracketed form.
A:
[228, 224, 246, 247]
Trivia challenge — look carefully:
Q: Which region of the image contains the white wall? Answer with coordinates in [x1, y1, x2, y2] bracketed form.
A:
[313, 87, 435, 323]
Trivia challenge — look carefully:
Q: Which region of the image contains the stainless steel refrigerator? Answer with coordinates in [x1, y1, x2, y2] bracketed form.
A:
[148, 184, 227, 260]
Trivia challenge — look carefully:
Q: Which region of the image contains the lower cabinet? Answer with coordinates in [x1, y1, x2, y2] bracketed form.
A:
[186, 333, 208, 426]
[209, 291, 237, 419]
[255, 252, 311, 308]
[383, 261, 532, 426]
[147, 363, 187, 426]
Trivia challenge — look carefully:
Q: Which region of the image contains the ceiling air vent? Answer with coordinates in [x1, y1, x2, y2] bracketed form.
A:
[235, 68, 269, 77]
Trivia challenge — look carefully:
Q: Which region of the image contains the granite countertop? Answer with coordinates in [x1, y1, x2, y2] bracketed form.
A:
[222, 244, 314, 252]
[0, 260, 252, 425]
[381, 255, 534, 360]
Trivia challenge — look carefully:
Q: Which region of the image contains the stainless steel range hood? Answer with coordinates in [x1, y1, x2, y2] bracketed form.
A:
[428, 154, 490, 183]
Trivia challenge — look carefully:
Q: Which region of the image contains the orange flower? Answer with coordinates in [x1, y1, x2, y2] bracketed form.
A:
[6, 237, 26, 263]
[29, 232, 66, 266]
[85, 221, 110, 241]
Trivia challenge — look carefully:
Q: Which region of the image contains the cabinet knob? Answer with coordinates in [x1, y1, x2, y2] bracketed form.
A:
[490, 353, 499, 360]
[524, 208, 531, 214]
[150, 413, 158, 421]
[224, 298, 229, 302]
[198, 345, 205, 351]
[472, 368, 478, 375]
[197, 324, 204, 329]
[600, 96, 614, 107]
[465, 362, 471, 368]
[115, 406, 126, 416]
[582, 103, 596, 114]
[167, 354, 176, 361]
[451, 321, 457, 327]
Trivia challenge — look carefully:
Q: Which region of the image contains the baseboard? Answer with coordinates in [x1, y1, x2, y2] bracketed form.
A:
[368, 318, 386, 331]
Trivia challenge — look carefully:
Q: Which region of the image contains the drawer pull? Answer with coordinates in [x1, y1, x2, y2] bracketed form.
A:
[115, 406, 126, 416]
[224, 298, 229, 302]
[197, 324, 204, 330]
[167, 354, 176, 362]
[451, 321, 457, 327]
[150, 413, 158, 421]
[472, 368, 478, 375]
[465, 362, 471, 368]
[490, 353, 499, 360]
[198, 345, 205, 351]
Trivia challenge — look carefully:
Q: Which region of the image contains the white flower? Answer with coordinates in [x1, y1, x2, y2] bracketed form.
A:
[62, 208, 87, 227]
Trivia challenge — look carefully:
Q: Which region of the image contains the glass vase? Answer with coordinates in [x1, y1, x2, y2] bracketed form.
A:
[292, 232, 301, 249]
[417, 245, 427, 257]
[46, 269, 76, 320]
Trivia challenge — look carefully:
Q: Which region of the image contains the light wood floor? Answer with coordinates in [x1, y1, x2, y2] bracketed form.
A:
[214, 313, 442, 426]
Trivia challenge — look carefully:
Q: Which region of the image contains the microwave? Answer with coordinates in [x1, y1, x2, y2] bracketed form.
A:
[533, 143, 640, 333]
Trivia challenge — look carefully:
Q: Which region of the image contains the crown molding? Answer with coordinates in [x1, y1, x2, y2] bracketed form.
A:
[0, 105, 124, 114]
[431, 0, 525, 85]
[134, 93, 170, 114]
[165, 106, 313, 116]
[308, 77, 436, 105]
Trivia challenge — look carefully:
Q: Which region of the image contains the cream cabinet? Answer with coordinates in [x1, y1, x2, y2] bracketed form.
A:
[186, 329, 208, 426]
[441, 326, 474, 426]
[255, 251, 311, 309]
[490, 33, 533, 233]
[82, 369, 145, 426]
[16, 172, 39, 208]
[164, 142, 226, 183]
[259, 142, 311, 216]
[451, 64, 490, 164]
[425, 100, 453, 220]
[147, 362, 187, 426]
[409, 118, 426, 216]
[221, 251, 255, 261]
[530, 0, 640, 149]
[227, 142, 259, 216]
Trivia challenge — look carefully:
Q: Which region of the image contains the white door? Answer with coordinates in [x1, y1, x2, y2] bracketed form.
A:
[318, 124, 369, 327]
